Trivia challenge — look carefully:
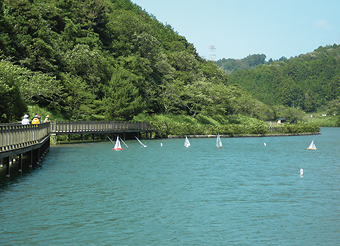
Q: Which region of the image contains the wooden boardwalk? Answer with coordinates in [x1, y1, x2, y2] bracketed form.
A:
[51, 121, 150, 135]
[1, 121, 151, 158]
[0, 123, 51, 159]
[0, 121, 151, 178]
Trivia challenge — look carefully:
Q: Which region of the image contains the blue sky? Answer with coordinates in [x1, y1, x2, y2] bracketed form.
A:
[131, 0, 340, 61]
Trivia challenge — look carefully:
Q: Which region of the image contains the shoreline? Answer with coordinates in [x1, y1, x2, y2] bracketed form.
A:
[52, 132, 322, 145]
[167, 132, 321, 138]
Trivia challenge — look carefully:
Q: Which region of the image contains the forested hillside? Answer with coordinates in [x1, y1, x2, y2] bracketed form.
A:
[227, 44, 340, 114]
[0, 0, 275, 124]
[215, 54, 267, 74]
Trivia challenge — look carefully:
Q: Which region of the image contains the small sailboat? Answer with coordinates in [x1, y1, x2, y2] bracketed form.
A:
[307, 140, 317, 150]
[300, 168, 304, 176]
[216, 133, 223, 148]
[184, 136, 190, 148]
[112, 136, 123, 150]
[135, 136, 147, 147]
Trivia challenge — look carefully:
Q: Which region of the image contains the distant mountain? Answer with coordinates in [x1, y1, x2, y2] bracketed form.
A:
[227, 44, 340, 112]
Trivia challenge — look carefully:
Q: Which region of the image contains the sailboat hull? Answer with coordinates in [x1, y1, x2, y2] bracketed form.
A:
[307, 140, 317, 150]
[112, 136, 123, 150]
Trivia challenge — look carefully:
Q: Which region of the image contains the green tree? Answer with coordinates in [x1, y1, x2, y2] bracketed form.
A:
[103, 67, 144, 120]
[159, 79, 185, 114]
[62, 44, 112, 97]
[303, 89, 315, 112]
[0, 61, 27, 122]
[60, 73, 96, 120]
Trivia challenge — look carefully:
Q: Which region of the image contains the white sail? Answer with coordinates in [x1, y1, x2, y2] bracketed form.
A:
[307, 140, 316, 150]
[135, 136, 147, 147]
[216, 133, 223, 148]
[184, 136, 190, 148]
[300, 168, 304, 176]
[113, 136, 122, 150]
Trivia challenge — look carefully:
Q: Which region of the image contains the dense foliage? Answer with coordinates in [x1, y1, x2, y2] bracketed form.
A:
[133, 114, 320, 136]
[215, 54, 267, 74]
[149, 121, 320, 136]
[0, 0, 275, 124]
[226, 45, 340, 115]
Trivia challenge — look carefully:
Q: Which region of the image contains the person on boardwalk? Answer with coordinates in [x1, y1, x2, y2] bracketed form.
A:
[21, 114, 30, 125]
[31, 114, 40, 124]
[44, 115, 51, 123]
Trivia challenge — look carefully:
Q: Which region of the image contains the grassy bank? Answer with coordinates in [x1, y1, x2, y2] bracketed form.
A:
[303, 113, 339, 127]
[133, 114, 320, 137]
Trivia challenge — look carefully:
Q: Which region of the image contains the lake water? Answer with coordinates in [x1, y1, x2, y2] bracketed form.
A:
[0, 128, 340, 245]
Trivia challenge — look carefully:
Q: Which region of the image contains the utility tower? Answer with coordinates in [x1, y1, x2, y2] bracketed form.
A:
[209, 45, 216, 61]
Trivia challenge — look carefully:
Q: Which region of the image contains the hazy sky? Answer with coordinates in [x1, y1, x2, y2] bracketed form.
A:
[131, 0, 340, 61]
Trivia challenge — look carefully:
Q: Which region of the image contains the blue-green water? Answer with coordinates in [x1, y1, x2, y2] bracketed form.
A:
[1, 128, 340, 245]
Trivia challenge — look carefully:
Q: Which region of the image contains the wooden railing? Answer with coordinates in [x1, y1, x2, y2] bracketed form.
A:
[1, 121, 151, 156]
[0, 123, 51, 153]
[50, 121, 151, 135]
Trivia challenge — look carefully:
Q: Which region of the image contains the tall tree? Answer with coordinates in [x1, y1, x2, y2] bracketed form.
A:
[0, 61, 27, 122]
[103, 67, 144, 120]
[60, 73, 96, 120]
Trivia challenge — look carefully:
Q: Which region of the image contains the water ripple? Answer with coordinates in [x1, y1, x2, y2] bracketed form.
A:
[1, 129, 340, 245]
